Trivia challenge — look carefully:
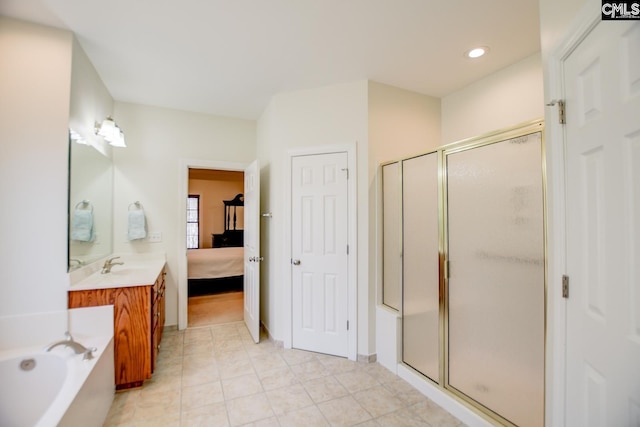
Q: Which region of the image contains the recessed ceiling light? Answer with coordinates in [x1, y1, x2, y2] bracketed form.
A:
[465, 46, 489, 59]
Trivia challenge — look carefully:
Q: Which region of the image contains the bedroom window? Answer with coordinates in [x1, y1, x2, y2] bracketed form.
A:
[187, 195, 199, 249]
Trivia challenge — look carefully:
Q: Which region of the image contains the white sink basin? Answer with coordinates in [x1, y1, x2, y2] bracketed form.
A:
[72, 259, 165, 290]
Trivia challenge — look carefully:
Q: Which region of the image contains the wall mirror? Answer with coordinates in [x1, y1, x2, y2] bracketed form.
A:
[67, 132, 113, 271]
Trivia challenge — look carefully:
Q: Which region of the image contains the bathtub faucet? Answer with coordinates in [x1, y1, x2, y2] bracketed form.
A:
[101, 256, 124, 274]
[45, 332, 96, 360]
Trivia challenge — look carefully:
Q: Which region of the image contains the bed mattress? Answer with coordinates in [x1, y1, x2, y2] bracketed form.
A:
[187, 247, 244, 279]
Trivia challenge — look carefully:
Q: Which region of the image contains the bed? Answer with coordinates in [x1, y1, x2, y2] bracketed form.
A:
[188, 193, 245, 296]
[187, 247, 244, 296]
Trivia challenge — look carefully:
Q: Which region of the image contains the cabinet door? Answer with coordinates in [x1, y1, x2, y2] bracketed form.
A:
[112, 286, 152, 387]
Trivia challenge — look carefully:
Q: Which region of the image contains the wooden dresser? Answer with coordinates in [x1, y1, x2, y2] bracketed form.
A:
[69, 264, 166, 390]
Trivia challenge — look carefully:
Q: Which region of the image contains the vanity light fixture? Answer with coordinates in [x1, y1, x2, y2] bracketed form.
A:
[465, 46, 489, 59]
[95, 116, 126, 147]
[69, 128, 88, 145]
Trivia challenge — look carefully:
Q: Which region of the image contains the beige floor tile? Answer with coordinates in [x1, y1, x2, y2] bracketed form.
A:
[360, 363, 400, 384]
[225, 392, 275, 426]
[265, 383, 314, 415]
[221, 373, 264, 400]
[240, 416, 281, 427]
[118, 412, 181, 427]
[290, 359, 330, 382]
[257, 366, 300, 391]
[103, 305, 466, 427]
[277, 405, 330, 427]
[216, 336, 246, 353]
[210, 322, 244, 340]
[132, 389, 181, 422]
[317, 355, 358, 375]
[250, 351, 288, 371]
[409, 399, 465, 426]
[184, 340, 215, 356]
[302, 376, 349, 403]
[219, 356, 256, 379]
[351, 420, 380, 427]
[140, 374, 182, 395]
[184, 327, 213, 344]
[182, 363, 220, 388]
[181, 402, 230, 427]
[383, 378, 428, 406]
[353, 385, 406, 418]
[317, 395, 372, 427]
[181, 380, 225, 411]
[334, 369, 380, 394]
[281, 348, 319, 365]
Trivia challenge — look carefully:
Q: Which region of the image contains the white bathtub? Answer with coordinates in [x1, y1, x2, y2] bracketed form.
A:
[0, 335, 114, 427]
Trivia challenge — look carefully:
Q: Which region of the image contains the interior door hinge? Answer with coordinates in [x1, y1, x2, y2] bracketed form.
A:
[546, 99, 565, 124]
[346, 245, 349, 255]
[347, 320, 349, 331]
[341, 168, 349, 179]
[562, 275, 569, 298]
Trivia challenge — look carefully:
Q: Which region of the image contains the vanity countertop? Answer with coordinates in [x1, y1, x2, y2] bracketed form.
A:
[69, 254, 166, 291]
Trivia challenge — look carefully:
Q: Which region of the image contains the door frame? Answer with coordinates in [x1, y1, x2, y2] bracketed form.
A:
[284, 143, 358, 361]
[545, 0, 601, 425]
[177, 158, 249, 330]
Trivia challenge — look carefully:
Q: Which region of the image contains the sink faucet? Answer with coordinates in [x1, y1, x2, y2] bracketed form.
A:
[101, 256, 124, 274]
[44, 332, 96, 360]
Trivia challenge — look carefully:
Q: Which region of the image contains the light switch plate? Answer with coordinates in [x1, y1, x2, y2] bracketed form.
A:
[148, 231, 162, 243]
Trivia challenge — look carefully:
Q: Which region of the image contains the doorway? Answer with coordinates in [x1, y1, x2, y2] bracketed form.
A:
[186, 168, 245, 327]
[177, 159, 249, 330]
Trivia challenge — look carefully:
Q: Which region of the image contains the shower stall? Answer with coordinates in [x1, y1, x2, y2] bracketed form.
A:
[381, 120, 545, 427]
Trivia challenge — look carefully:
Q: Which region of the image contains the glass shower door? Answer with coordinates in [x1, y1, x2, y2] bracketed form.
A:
[402, 152, 440, 383]
[445, 132, 545, 427]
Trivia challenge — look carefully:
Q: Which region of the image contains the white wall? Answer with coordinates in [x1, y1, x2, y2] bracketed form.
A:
[112, 102, 256, 326]
[441, 53, 544, 144]
[0, 17, 72, 319]
[256, 81, 370, 353]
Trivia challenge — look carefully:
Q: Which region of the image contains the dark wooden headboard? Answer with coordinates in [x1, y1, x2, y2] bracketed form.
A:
[224, 193, 243, 231]
[212, 193, 244, 248]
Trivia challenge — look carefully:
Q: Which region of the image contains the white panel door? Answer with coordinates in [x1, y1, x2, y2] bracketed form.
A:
[565, 21, 640, 427]
[291, 152, 349, 357]
[244, 160, 261, 343]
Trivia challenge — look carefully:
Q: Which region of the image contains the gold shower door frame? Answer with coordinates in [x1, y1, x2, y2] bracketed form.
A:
[392, 119, 547, 427]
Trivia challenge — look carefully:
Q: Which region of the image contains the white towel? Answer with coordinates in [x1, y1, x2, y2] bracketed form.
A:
[128, 210, 147, 240]
[70, 209, 94, 242]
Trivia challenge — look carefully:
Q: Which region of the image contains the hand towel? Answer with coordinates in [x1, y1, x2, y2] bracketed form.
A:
[70, 209, 94, 242]
[128, 209, 147, 240]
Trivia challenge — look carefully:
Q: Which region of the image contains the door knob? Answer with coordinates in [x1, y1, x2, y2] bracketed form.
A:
[292, 259, 301, 265]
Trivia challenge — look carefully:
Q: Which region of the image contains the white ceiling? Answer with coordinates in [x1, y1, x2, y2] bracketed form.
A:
[0, 0, 541, 120]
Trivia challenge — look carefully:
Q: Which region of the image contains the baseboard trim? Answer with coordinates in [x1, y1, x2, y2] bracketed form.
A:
[357, 353, 377, 363]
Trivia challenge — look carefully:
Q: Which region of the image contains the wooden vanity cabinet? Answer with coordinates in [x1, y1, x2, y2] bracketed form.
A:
[68, 266, 166, 390]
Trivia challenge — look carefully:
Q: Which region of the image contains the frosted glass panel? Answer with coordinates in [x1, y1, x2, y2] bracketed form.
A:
[382, 162, 401, 310]
[402, 153, 440, 383]
[446, 132, 544, 427]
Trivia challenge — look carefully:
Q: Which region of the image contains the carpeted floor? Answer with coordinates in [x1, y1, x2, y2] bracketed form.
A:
[187, 291, 243, 327]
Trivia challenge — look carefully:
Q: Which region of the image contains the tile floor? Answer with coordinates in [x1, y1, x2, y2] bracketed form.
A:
[103, 322, 466, 427]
